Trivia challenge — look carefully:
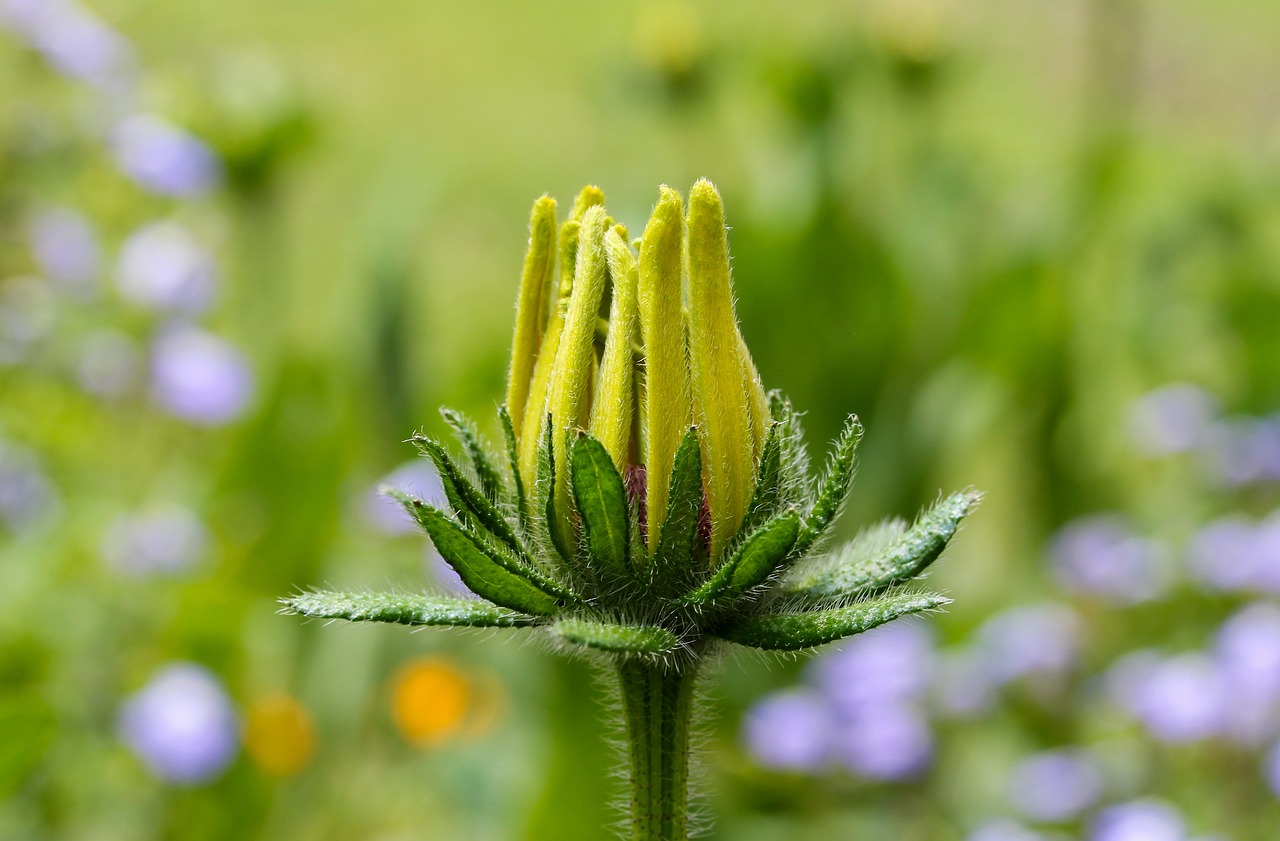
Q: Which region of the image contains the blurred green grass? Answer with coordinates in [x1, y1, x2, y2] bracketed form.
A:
[5, 0, 1280, 839]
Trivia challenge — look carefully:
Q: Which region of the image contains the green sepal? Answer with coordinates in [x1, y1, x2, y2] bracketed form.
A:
[768, 390, 811, 508]
[441, 407, 503, 505]
[742, 422, 782, 534]
[393, 493, 572, 616]
[679, 512, 800, 605]
[412, 433, 524, 559]
[283, 590, 540, 628]
[535, 417, 575, 564]
[715, 590, 950, 651]
[792, 413, 863, 557]
[551, 617, 679, 655]
[498, 404, 528, 529]
[571, 434, 633, 580]
[780, 491, 981, 602]
[650, 428, 702, 593]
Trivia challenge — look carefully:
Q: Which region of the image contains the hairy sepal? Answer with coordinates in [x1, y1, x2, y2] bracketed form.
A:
[497, 404, 528, 528]
[441, 407, 504, 506]
[649, 428, 703, 595]
[714, 590, 950, 651]
[551, 617, 679, 656]
[768, 390, 812, 509]
[792, 413, 863, 557]
[741, 422, 782, 535]
[283, 590, 539, 628]
[780, 491, 981, 602]
[571, 433, 634, 583]
[393, 492, 573, 616]
[679, 513, 799, 606]
[411, 433, 525, 559]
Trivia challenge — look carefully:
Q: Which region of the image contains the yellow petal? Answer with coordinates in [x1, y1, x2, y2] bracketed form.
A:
[685, 179, 754, 560]
[505, 196, 557, 439]
[590, 225, 640, 469]
[548, 206, 611, 535]
[637, 186, 689, 545]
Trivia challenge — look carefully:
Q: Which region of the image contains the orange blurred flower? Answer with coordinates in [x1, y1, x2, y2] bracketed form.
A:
[244, 693, 315, 776]
[391, 658, 472, 746]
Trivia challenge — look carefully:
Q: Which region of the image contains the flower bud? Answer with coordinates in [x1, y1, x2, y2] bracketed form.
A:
[505, 181, 767, 562]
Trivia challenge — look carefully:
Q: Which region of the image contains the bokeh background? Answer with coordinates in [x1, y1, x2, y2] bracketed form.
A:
[5, 0, 1280, 839]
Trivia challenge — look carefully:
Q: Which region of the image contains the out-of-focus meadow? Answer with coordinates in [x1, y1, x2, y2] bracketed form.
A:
[4, 0, 1280, 839]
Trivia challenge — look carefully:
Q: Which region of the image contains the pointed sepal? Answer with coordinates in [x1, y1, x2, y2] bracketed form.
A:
[679, 513, 799, 606]
[498, 404, 528, 528]
[282, 590, 540, 628]
[649, 428, 703, 593]
[550, 617, 680, 655]
[412, 433, 524, 558]
[792, 413, 863, 557]
[571, 433, 633, 581]
[714, 590, 950, 651]
[780, 491, 981, 602]
[394, 493, 573, 616]
[441, 407, 503, 505]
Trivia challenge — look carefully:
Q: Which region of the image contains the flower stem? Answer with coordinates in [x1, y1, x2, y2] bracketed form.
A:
[616, 660, 698, 841]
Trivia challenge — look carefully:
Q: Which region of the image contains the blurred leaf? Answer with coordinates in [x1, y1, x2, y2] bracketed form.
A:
[0, 696, 56, 798]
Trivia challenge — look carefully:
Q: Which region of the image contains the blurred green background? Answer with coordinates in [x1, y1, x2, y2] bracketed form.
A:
[5, 0, 1280, 839]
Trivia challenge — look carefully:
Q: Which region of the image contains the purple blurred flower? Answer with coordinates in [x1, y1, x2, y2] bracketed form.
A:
[1008, 748, 1105, 822]
[151, 325, 253, 425]
[809, 621, 934, 715]
[1089, 799, 1186, 841]
[967, 820, 1052, 841]
[29, 207, 99, 289]
[1050, 515, 1173, 603]
[974, 603, 1082, 685]
[1212, 602, 1280, 742]
[0, 276, 56, 364]
[118, 663, 239, 785]
[1188, 516, 1264, 593]
[117, 222, 216, 313]
[1108, 652, 1226, 743]
[364, 460, 445, 536]
[102, 504, 207, 576]
[112, 115, 221, 197]
[1215, 603, 1280, 699]
[1, 0, 136, 93]
[0, 442, 60, 531]
[1188, 514, 1280, 595]
[1205, 417, 1280, 488]
[76, 329, 142, 397]
[832, 702, 932, 781]
[931, 649, 999, 718]
[1127, 384, 1217, 457]
[742, 690, 834, 771]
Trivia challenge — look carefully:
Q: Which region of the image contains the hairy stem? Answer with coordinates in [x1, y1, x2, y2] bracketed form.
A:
[616, 661, 698, 841]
